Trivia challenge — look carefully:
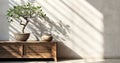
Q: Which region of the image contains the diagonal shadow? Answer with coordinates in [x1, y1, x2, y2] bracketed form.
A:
[7, 45, 21, 56]
[57, 42, 81, 61]
[26, 46, 42, 56]
[8, 0, 104, 60]
[0, 46, 20, 58]
[27, 17, 70, 41]
[40, 0, 102, 44]
[37, 0, 103, 54]
[60, 0, 103, 34]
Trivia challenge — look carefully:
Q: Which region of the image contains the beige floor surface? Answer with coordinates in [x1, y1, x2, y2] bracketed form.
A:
[0, 59, 120, 63]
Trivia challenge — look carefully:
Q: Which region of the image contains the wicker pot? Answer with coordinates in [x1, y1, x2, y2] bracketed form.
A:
[41, 34, 53, 41]
[14, 33, 30, 41]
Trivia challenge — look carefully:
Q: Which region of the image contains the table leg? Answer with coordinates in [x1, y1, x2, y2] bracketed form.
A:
[19, 45, 23, 57]
[52, 42, 57, 61]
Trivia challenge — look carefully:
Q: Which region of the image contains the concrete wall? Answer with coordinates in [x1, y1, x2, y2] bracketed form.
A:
[87, 0, 120, 59]
[0, 0, 9, 40]
[0, 0, 120, 61]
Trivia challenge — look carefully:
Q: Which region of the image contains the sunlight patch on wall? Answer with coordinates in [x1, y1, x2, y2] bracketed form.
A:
[36, 0, 104, 60]
[8, 0, 104, 60]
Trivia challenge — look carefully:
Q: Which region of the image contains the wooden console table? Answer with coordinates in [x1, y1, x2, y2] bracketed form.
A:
[0, 41, 57, 61]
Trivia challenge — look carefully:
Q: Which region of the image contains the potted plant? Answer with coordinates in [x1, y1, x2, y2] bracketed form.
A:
[7, 2, 46, 41]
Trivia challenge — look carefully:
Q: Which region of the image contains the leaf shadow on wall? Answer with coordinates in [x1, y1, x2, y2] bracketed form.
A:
[27, 16, 82, 60]
[8, 0, 82, 60]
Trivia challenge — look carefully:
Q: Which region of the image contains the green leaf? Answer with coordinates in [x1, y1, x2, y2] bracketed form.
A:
[6, 2, 46, 21]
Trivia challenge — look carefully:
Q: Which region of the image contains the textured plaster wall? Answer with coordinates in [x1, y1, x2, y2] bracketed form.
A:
[87, 0, 120, 58]
[0, 0, 9, 40]
[0, 0, 120, 60]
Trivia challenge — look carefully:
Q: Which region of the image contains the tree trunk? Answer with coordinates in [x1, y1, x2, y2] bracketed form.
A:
[22, 17, 29, 33]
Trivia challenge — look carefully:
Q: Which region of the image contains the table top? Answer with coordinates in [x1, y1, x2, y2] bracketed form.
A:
[0, 40, 56, 44]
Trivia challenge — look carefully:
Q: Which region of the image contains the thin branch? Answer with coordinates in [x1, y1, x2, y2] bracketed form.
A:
[19, 20, 25, 25]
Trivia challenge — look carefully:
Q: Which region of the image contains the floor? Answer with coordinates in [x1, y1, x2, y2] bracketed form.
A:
[0, 59, 120, 63]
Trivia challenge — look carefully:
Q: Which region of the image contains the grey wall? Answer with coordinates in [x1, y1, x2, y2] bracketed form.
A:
[87, 0, 120, 59]
[0, 0, 9, 40]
